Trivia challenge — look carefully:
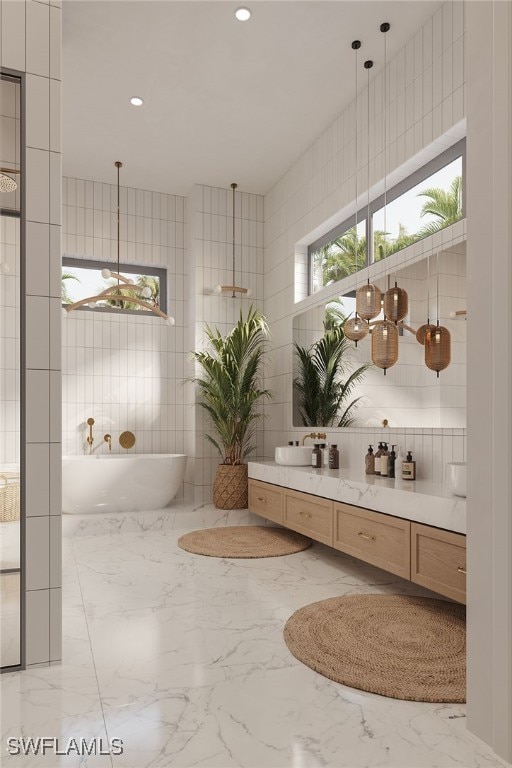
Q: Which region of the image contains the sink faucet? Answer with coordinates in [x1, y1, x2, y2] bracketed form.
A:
[103, 433, 112, 452]
[301, 432, 327, 446]
[86, 418, 95, 454]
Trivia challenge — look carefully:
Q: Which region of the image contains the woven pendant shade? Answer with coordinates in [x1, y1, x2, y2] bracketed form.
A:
[384, 283, 408, 322]
[416, 322, 435, 346]
[425, 324, 451, 375]
[344, 316, 369, 342]
[356, 284, 382, 320]
[371, 320, 398, 372]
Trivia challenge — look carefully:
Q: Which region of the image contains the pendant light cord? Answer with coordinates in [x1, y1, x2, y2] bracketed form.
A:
[364, 59, 373, 287]
[352, 41, 361, 285]
[231, 182, 237, 299]
[115, 161, 122, 293]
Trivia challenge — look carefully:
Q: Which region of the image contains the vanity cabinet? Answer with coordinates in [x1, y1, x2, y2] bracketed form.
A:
[333, 504, 410, 580]
[410, 523, 467, 603]
[248, 479, 283, 524]
[248, 479, 466, 603]
[284, 489, 333, 545]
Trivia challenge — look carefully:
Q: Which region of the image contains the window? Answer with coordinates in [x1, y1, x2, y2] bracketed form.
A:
[308, 139, 465, 295]
[62, 257, 167, 315]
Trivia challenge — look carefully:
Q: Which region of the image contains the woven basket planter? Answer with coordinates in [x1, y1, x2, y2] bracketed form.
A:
[0, 474, 20, 523]
[212, 463, 248, 510]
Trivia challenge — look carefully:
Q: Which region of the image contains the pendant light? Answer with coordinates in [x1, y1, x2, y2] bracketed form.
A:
[214, 182, 251, 297]
[372, 318, 398, 373]
[356, 58, 381, 320]
[416, 254, 435, 344]
[64, 162, 175, 326]
[344, 40, 369, 345]
[425, 250, 451, 376]
[381, 22, 408, 325]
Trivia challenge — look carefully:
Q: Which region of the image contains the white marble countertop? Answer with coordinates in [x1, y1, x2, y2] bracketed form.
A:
[248, 461, 467, 534]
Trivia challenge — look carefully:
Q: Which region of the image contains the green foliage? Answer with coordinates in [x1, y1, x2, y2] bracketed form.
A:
[315, 176, 463, 286]
[192, 306, 272, 465]
[61, 272, 79, 304]
[103, 275, 160, 311]
[294, 324, 371, 427]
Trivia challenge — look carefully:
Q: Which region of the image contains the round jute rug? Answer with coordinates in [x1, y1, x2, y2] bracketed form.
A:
[284, 594, 466, 702]
[177, 526, 312, 558]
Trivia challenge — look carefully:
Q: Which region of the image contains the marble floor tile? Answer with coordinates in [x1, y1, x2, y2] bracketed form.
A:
[1, 504, 508, 768]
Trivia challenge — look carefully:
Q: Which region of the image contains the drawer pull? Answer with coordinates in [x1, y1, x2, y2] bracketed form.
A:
[257, 496, 267, 503]
[358, 531, 376, 541]
[457, 565, 467, 575]
[299, 511, 312, 519]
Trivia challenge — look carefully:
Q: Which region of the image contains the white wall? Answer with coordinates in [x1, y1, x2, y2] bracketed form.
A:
[62, 177, 186, 465]
[1, 0, 63, 667]
[185, 184, 265, 502]
[466, 1, 512, 762]
[263, 1, 466, 484]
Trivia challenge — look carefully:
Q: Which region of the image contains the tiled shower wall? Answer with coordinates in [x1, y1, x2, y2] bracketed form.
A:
[62, 177, 186, 461]
[263, 0, 466, 483]
[1, 0, 63, 666]
[185, 184, 265, 502]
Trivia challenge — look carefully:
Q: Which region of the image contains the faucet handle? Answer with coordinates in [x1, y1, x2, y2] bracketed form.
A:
[87, 417, 95, 426]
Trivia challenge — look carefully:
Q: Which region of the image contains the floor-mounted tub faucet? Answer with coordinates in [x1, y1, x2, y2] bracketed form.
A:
[104, 434, 112, 452]
[86, 417, 95, 454]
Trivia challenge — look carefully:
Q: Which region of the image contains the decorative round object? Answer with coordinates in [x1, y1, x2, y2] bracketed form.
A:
[425, 324, 451, 375]
[212, 463, 249, 509]
[283, 594, 466, 703]
[384, 283, 408, 322]
[119, 430, 136, 449]
[178, 526, 311, 559]
[371, 319, 398, 372]
[344, 316, 369, 343]
[0, 174, 17, 193]
[416, 322, 435, 345]
[356, 283, 382, 320]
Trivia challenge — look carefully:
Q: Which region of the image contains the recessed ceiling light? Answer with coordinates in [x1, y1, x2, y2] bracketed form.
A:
[130, 96, 143, 106]
[235, 7, 251, 21]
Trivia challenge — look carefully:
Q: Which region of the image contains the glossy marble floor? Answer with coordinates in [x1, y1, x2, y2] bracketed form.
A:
[1, 504, 508, 768]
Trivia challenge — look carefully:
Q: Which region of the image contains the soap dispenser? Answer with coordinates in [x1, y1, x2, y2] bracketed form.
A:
[365, 445, 375, 475]
[312, 444, 322, 469]
[374, 442, 383, 476]
[388, 445, 397, 479]
[402, 451, 416, 480]
[381, 443, 390, 477]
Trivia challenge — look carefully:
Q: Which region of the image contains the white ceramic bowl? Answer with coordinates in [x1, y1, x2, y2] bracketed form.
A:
[275, 446, 312, 466]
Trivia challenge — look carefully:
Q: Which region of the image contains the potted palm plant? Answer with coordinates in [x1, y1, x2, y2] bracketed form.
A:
[294, 322, 371, 427]
[192, 306, 272, 509]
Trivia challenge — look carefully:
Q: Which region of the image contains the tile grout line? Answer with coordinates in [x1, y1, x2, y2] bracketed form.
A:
[70, 537, 114, 768]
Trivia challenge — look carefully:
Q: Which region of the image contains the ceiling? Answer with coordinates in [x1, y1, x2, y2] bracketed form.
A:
[63, 1, 441, 196]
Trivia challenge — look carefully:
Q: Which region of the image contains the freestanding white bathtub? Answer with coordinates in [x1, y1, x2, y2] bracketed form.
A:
[62, 454, 187, 514]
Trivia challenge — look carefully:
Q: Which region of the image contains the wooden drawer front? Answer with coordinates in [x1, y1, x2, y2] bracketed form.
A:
[284, 489, 333, 545]
[411, 523, 466, 603]
[334, 504, 411, 579]
[248, 480, 283, 523]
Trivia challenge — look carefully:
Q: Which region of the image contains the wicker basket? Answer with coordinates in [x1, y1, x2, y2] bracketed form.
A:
[0, 473, 20, 523]
[212, 464, 248, 510]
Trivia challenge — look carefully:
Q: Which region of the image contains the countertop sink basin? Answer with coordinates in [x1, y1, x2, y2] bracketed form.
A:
[275, 446, 312, 466]
[446, 462, 466, 497]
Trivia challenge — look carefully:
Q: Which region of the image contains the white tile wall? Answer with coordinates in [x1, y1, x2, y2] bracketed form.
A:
[62, 177, 186, 472]
[1, 0, 62, 667]
[262, 0, 466, 485]
[185, 184, 265, 502]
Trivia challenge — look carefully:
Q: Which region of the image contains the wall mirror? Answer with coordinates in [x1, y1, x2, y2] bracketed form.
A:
[293, 245, 466, 429]
[1, 72, 22, 669]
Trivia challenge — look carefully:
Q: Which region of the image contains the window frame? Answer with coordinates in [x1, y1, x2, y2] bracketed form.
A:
[62, 256, 167, 316]
[308, 138, 466, 295]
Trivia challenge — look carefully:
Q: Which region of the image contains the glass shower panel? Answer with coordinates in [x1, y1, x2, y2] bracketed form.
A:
[0, 73, 22, 669]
